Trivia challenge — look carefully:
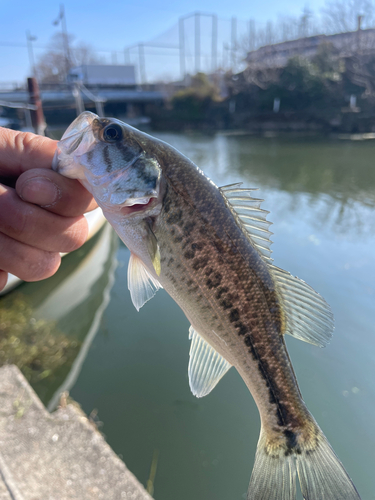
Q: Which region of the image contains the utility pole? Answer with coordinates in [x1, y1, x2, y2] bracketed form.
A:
[179, 16, 186, 80]
[357, 14, 364, 53]
[26, 31, 37, 79]
[248, 19, 256, 51]
[195, 12, 200, 73]
[124, 48, 130, 64]
[357, 14, 364, 30]
[211, 14, 218, 73]
[231, 17, 237, 72]
[222, 43, 228, 69]
[138, 43, 146, 84]
[27, 77, 46, 135]
[60, 4, 71, 65]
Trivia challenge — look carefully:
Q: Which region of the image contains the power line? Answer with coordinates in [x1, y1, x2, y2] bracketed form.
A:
[0, 41, 50, 49]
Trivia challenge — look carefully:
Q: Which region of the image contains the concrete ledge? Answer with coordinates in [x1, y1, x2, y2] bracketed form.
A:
[0, 365, 154, 500]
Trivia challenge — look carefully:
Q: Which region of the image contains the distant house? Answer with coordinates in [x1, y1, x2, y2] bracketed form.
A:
[68, 65, 137, 88]
[246, 29, 375, 70]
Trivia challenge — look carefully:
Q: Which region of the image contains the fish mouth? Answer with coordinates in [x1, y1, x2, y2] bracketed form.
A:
[52, 111, 99, 177]
[120, 196, 158, 216]
[61, 112, 98, 144]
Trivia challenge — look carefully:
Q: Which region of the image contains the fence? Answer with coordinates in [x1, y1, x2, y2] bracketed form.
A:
[0, 10, 365, 86]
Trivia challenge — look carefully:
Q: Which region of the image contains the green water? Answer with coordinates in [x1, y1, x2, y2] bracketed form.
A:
[1, 133, 374, 499]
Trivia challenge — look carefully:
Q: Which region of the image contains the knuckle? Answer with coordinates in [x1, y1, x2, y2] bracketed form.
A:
[0, 233, 60, 282]
[0, 189, 35, 240]
[24, 251, 61, 282]
[62, 218, 88, 252]
[14, 131, 35, 157]
[11, 206, 32, 239]
[14, 132, 56, 172]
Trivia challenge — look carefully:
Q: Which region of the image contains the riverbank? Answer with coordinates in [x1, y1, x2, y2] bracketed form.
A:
[148, 106, 375, 134]
[0, 365, 153, 500]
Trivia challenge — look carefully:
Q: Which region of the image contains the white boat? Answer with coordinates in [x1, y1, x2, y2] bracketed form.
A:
[0, 207, 107, 295]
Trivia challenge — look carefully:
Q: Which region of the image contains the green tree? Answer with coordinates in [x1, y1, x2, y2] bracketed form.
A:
[171, 73, 221, 120]
[312, 42, 341, 77]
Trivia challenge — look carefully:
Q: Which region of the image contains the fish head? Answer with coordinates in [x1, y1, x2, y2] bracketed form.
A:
[52, 111, 163, 216]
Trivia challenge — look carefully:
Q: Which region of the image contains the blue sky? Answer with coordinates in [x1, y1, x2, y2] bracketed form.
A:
[1, 0, 327, 83]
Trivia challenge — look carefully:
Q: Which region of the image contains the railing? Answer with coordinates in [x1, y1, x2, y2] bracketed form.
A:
[0, 100, 38, 130]
[0, 82, 25, 91]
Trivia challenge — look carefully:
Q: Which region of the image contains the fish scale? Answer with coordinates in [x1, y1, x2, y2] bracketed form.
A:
[156, 180, 311, 440]
[53, 111, 361, 500]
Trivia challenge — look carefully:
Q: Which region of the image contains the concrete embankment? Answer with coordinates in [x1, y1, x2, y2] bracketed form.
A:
[0, 365, 154, 500]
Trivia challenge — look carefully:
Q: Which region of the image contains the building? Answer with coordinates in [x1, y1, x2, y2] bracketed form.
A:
[246, 29, 375, 70]
[68, 65, 136, 88]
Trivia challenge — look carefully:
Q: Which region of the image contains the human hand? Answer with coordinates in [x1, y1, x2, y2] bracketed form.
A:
[0, 127, 98, 292]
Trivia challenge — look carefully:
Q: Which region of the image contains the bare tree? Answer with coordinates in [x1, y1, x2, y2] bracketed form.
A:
[238, 8, 323, 66]
[36, 32, 101, 84]
[322, 0, 375, 33]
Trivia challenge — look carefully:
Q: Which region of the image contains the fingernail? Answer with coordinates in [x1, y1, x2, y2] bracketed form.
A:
[19, 177, 61, 207]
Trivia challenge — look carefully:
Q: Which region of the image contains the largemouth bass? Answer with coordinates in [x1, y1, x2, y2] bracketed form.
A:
[53, 111, 361, 500]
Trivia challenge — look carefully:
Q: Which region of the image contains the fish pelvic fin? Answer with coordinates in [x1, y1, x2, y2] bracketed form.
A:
[188, 326, 232, 398]
[248, 424, 361, 500]
[128, 253, 162, 311]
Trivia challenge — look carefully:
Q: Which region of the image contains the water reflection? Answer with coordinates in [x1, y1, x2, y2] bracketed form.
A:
[0, 224, 118, 404]
[156, 133, 375, 234]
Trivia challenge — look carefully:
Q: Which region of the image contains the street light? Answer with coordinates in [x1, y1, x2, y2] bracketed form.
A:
[52, 4, 72, 82]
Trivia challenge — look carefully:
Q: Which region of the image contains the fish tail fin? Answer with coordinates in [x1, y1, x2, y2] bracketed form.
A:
[248, 423, 361, 500]
[247, 427, 297, 500]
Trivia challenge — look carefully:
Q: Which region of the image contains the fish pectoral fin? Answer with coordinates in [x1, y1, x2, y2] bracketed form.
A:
[127, 252, 162, 311]
[188, 326, 232, 398]
[270, 265, 334, 348]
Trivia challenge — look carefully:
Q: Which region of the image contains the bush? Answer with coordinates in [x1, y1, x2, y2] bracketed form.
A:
[171, 73, 221, 121]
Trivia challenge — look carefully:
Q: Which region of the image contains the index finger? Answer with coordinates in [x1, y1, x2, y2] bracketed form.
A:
[15, 168, 98, 216]
[0, 127, 56, 178]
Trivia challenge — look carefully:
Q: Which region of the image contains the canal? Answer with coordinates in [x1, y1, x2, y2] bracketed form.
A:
[1, 132, 374, 499]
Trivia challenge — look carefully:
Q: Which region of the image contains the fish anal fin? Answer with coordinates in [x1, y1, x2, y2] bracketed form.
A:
[188, 326, 232, 398]
[127, 253, 162, 311]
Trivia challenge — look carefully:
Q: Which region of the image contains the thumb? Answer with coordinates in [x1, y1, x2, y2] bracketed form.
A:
[0, 128, 57, 178]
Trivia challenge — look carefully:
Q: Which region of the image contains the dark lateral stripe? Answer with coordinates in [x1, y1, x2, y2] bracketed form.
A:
[242, 330, 299, 429]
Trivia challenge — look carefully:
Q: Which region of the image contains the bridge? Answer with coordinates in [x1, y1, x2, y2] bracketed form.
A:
[0, 85, 167, 128]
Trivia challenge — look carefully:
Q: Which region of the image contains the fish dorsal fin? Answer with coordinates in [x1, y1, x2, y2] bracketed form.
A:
[188, 326, 232, 398]
[220, 183, 334, 348]
[127, 253, 162, 311]
[270, 265, 334, 347]
[219, 183, 273, 263]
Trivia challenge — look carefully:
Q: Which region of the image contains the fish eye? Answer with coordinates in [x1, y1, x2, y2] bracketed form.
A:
[103, 123, 123, 142]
